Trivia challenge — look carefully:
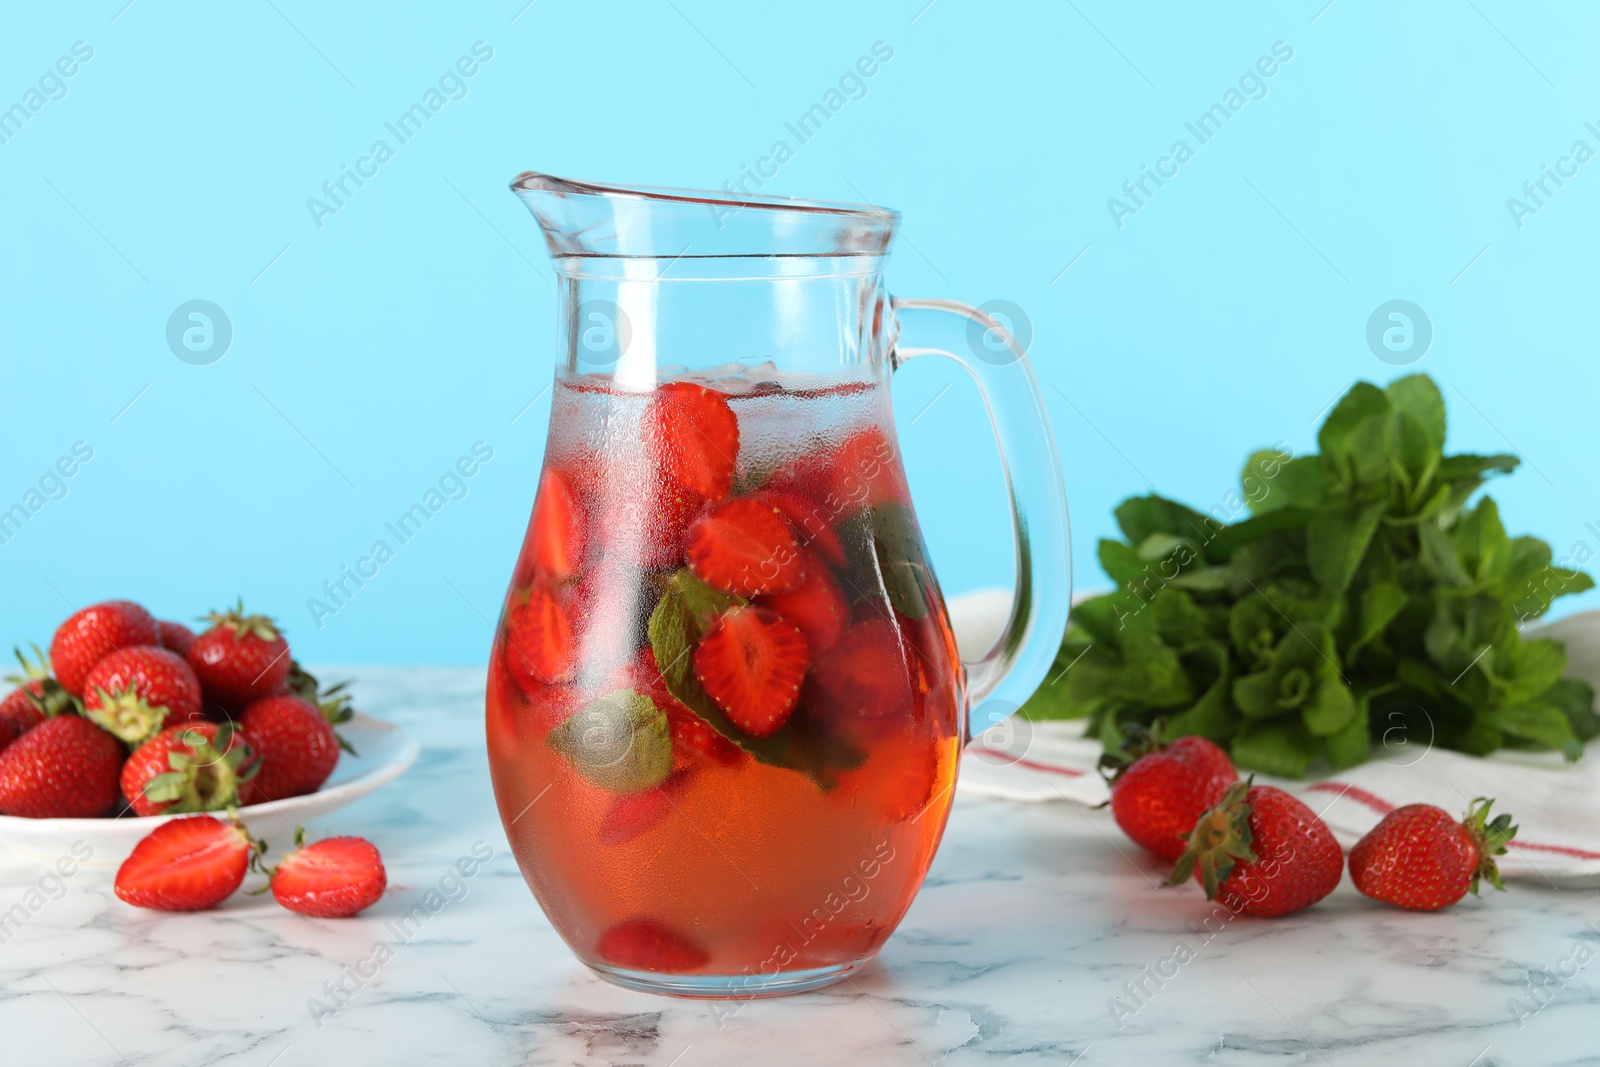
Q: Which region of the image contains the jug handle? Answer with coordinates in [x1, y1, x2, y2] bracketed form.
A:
[890, 298, 1073, 743]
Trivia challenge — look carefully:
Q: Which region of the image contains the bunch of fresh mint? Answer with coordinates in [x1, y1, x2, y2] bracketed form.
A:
[1022, 374, 1598, 776]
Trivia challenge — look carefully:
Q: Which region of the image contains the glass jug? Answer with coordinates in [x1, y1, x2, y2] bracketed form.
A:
[486, 173, 1070, 997]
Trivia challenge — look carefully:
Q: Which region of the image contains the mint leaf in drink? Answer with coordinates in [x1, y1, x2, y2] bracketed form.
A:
[547, 690, 672, 794]
[1023, 372, 1598, 774]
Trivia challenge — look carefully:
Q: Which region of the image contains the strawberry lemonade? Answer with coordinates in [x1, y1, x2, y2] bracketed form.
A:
[486, 369, 964, 994]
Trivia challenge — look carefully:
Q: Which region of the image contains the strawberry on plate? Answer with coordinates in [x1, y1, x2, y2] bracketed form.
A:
[643, 381, 739, 503]
[121, 722, 257, 817]
[82, 645, 204, 743]
[115, 814, 262, 912]
[269, 829, 386, 918]
[1101, 725, 1238, 861]
[0, 687, 44, 754]
[0, 715, 124, 818]
[1348, 798, 1517, 911]
[50, 600, 160, 696]
[503, 585, 576, 687]
[692, 606, 809, 738]
[157, 620, 198, 658]
[188, 603, 292, 710]
[596, 917, 710, 972]
[685, 497, 805, 597]
[238, 692, 351, 803]
[1167, 779, 1343, 917]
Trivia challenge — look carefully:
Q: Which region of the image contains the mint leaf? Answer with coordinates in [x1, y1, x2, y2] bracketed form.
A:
[547, 690, 672, 794]
[1385, 375, 1446, 451]
[1231, 720, 1320, 777]
[1306, 503, 1385, 591]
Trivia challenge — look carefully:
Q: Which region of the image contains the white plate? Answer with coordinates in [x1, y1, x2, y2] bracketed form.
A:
[0, 712, 419, 866]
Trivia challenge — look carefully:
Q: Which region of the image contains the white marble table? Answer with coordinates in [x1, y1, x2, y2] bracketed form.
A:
[1, 667, 1594, 1066]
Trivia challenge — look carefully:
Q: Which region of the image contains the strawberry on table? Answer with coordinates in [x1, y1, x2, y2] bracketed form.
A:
[1101, 725, 1238, 861]
[157, 620, 198, 658]
[188, 603, 292, 710]
[596, 917, 710, 972]
[692, 606, 809, 738]
[82, 645, 204, 743]
[238, 692, 352, 803]
[1349, 798, 1517, 911]
[0, 715, 124, 818]
[121, 722, 257, 817]
[1167, 779, 1343, 917]
[50, 600, 160, 696]
[115, 814, 262, 912]
[643, 381, 739, 503]
[685, 497, 806, 597]
[269, 829, 386, 918]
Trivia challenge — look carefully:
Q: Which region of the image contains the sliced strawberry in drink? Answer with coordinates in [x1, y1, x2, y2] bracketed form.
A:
[598, 766, 696, 845]
[758, 490, 848, 569]
[756, 557, 848, 655]
[686, 497, 806, 596]
[829, 426, 912, 511]
[633, 648, 746, 767]
[644, 381, 739, 503]
[692, 607, 809, 738]
[810, 618, 913, 722]
[596, 917, 711, 972]
[598, 476, 706, 572]
[529, 468, 585, 581]
[504, 585, 576, 686]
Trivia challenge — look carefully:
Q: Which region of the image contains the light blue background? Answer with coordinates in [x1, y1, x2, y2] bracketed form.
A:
[2, 1, 1597, 663]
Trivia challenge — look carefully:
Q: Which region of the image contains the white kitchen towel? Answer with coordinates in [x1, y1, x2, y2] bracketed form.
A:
[950, 589, 1600, 887]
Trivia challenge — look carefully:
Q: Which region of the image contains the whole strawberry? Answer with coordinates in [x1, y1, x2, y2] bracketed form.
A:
[50, 600, 160, 696]
[157, 620, 198, 658]
[188, 602, 291, 710]
[1167, 779, 1342, 917]
[1101, 725, 1237, 860]
[115, 814, 263, 911]
[0, 688, 44, 754]
[3, 646, 81, 732]
[121, 722, 257, 816]
[238, 691, 353, 803]
[82, 645, 204, 743]
[1349, 798, 1516, 911]
[269, 828, 386, 918]
[0, 715, 124, 818]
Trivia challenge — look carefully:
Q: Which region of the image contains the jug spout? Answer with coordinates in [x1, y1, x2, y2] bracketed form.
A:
[510, 171, 897, 261]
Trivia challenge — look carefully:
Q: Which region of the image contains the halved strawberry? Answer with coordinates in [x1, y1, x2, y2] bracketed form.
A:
[810, 618, 913, 723]
[114, 815, 262, 912]
[692, 607, 809, 738]
[596, 917, 710, 972]
[644, 381, 739, 503]
[880, 741, 943, 823]
[756, 557, 848, 654]
[503, 585, 575, 687]
[599, 766, 696, 845]
[686, 498, 805, 597]
[529, 468, 584, 581]
[269, 830, 387, 918]
[759, 490, 847, 569]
